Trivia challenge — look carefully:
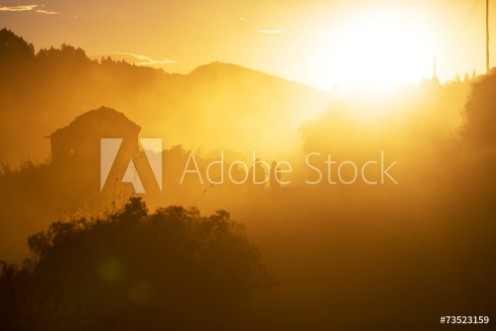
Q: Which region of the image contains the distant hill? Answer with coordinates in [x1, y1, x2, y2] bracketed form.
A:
[0, 28, 330, 166]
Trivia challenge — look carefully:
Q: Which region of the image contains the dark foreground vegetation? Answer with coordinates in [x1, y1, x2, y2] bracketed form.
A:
[0, 198, 271, 331]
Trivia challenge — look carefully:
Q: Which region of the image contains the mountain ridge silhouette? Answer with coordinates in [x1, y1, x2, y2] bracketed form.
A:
[0, 28, 330, 167]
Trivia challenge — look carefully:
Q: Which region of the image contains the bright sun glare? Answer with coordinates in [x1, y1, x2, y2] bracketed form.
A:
[308, 9, 435, 91]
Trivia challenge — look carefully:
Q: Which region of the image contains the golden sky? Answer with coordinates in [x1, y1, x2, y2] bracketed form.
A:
[1, 0, 496, 90]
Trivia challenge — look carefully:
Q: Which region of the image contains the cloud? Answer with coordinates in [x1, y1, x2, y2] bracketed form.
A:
[0, 4, 59, 15]
[0, 4, 38, 11]
[95, 52, 177, 67]
[36, 9, 59, 15]
[258, 29, 283, 34]
[114, 52, 177, 66]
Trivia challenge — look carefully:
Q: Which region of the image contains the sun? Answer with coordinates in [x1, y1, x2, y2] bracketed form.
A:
[306, 8, 435, 92]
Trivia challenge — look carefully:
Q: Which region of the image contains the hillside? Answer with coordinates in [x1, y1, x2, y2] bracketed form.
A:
[0, 28, 330, 166]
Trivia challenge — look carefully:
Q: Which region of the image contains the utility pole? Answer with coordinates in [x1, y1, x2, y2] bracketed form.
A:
[487, 0, 490, 72]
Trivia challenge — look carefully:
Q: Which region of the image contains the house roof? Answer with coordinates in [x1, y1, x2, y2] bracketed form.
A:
[50, 106, 141, 139]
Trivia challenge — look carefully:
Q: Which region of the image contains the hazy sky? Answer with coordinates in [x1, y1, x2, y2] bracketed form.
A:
[1, 0, 495, 90]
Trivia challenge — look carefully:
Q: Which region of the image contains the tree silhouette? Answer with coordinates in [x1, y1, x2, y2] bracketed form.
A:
[0, 28, 34, 66]
[463, 69, 496, 147]
[0, 198, 271, 330]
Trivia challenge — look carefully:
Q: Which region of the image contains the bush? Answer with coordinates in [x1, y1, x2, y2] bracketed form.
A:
[0, 198, 271, 330]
